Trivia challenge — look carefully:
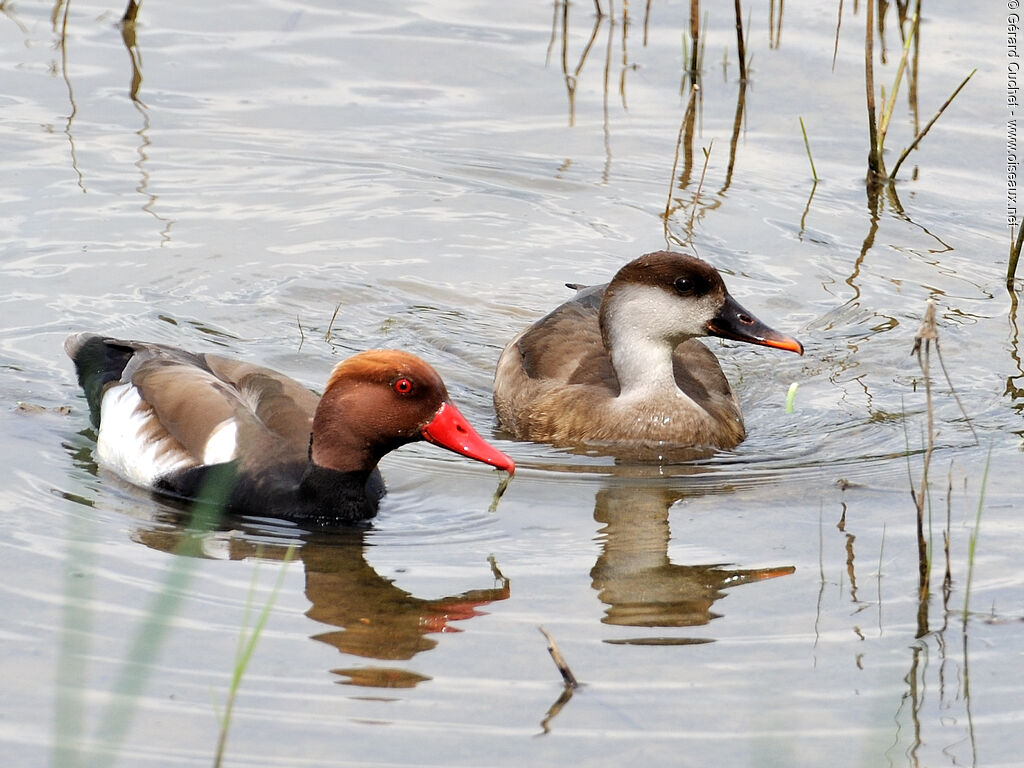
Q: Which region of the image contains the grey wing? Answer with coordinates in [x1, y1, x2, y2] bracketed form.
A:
[672, 339, 744, 442]
[201, 354, 320, 452]
[517, 283, 618, 391]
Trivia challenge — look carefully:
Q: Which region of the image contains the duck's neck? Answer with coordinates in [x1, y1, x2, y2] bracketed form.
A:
[298, 464, 382, 522]
[606, 332, 680, 399]
[310, 390, 391, 474]
[310, 432, 377, 474]
[600, 284, 694, 400]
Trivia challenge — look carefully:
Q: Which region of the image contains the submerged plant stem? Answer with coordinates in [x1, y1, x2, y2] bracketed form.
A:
[962, 447, 991, 626]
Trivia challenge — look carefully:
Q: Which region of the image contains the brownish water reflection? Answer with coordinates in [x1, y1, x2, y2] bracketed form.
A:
[540, 480, 794, 733]
[131, 526, 510, 688]
[590, 484, 794, 644]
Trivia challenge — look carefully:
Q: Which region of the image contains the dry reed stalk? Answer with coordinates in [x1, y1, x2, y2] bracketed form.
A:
[876, 13, 919, 157]
[910, 299, 938, 601]
[1010, 224, 1024, 288]
[942, 466, 953, 610]
[733, 0, 747, 82]
[664, 83, 700, 224]
[687, 141, 714, 232]
[888, 69, 976, 181]
[689, 0, 700, 75]
[864, 0, 881, 178]
[325, 302, 342, 342]
[121, 0, 140, 24]
[831, 0, 843, 71]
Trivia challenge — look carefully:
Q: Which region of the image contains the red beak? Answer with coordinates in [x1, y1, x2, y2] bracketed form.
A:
[421, 402, 515, 475]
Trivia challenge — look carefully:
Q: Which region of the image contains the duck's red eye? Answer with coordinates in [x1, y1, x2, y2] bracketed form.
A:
[393, 377, 414, 395]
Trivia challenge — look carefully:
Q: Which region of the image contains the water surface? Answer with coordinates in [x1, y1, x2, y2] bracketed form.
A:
[0, 1, 1020, 766]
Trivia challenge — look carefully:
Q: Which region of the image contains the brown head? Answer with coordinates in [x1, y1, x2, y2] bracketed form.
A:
[601, 251, 804, 354]
[311, 349, 514, 475]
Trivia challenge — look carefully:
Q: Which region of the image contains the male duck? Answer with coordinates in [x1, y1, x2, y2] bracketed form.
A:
[67, 334, 514, 523]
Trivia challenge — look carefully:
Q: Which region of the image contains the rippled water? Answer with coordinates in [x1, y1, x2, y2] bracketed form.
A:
[1, 0, 1021, 766]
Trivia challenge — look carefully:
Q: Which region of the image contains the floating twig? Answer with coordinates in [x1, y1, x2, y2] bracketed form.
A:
[538, 626, 579, 689]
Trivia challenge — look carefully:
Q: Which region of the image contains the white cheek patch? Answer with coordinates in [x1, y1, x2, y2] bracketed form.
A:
[605, 283, 718, 341]
[95, 384, 196, 487]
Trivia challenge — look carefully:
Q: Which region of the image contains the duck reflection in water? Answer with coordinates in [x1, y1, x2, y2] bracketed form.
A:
[540, 481, 795, 734]
[131, 525, 510, 688]
[590, 484, 794, 644]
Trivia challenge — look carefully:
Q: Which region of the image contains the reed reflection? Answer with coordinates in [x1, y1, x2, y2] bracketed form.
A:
[131, 525, 510, 688]
[590, 483, 794, 644]
[116, 0, 175, 241]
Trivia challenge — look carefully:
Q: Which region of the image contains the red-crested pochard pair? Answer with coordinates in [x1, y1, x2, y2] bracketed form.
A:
[66, 251, 801, 523]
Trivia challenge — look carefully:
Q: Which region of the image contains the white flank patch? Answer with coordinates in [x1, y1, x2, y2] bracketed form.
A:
[203, 419, 238, 465]
[96, 384, 195, 487]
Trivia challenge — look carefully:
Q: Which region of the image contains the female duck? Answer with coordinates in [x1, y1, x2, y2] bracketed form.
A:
[67, 334, 514, 523]
[493, 251, 803, 451]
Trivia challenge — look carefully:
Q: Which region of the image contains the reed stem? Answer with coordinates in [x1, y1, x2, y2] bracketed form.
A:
[1010, 222, 1024, 288]
[733, 0, 746, 82]
[799, 117, 818, 182]
[889, 69, 976, 181]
